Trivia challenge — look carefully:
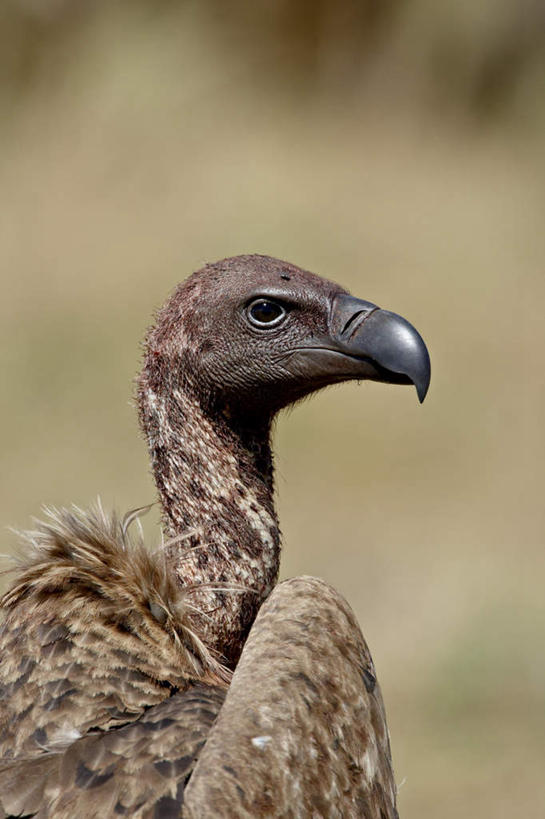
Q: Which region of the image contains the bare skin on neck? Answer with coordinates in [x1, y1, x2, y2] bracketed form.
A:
[138, 372, 280, 668]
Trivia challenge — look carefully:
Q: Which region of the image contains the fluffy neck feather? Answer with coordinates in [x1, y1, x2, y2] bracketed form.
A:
[138, 365, 280, 667]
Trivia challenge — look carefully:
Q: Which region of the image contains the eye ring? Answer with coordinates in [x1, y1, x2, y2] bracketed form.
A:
[246, 298, 287, 328]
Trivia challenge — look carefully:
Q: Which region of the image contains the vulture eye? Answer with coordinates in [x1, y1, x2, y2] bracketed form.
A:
[246, 298, 287, 328]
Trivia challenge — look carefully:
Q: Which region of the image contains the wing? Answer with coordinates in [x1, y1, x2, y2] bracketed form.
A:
[184, 576, 398, 819]
[0, 612, 188, 761]
[0, 683, 225, 818]
[0, 506, 229, 817]
[0, 506, 228, 760]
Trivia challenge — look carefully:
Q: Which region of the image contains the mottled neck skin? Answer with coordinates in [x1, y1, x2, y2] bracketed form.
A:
[138, 368, 280, 668]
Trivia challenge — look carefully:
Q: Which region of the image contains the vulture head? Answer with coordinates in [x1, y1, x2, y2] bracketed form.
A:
[143, 253, 430, 423]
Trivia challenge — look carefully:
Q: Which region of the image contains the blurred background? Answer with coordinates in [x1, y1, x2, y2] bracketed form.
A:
[1, 0, 544, 815]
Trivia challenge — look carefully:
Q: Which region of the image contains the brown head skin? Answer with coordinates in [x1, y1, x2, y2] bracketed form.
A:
[137, 254, 430, 666]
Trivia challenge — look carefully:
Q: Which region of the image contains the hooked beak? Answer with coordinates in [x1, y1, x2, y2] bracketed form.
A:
[287, 294, 431, 402]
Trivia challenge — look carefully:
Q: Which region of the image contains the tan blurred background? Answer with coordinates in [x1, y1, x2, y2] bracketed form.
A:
[1, 1, 544, 816]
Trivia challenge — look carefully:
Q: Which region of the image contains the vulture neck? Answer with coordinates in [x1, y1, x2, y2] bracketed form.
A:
[139, 371, 280, 668]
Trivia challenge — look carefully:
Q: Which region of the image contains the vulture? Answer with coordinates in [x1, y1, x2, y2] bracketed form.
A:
[0, 255, 430, 818]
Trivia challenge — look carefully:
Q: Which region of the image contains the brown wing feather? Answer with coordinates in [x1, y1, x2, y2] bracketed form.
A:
[0, 683, 225, 818]
[184, 576, 398, 819]
[0, 506, 228, 760]
[0, 506, 229, 817]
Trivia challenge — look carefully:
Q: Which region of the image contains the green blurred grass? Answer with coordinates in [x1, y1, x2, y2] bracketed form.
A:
[1, 5, 544, 816]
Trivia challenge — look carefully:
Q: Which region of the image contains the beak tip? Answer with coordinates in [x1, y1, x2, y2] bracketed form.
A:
[375, 309, 431, 404]
[414, 355, 431, 404]
[417, 383, 428, 403]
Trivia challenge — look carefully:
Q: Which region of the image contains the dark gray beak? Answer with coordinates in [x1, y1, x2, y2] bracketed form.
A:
[285, 294, 431, 403]
[328, 294, 431, 402]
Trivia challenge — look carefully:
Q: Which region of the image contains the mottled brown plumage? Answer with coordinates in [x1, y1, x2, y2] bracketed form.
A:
[0, 684, 226, 818]
[0, 506, 228, 765]
[1, 255, 430, 817]
[184, 577, 396, 819]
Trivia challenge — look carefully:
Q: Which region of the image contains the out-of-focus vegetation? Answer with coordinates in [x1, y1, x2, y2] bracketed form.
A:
[1, 1, 544, 816]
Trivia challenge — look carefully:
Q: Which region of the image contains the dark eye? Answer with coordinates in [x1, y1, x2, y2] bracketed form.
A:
[246, 299, 287, 328]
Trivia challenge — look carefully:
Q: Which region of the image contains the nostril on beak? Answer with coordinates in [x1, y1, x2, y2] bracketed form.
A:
[340, 308, 377, 339]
